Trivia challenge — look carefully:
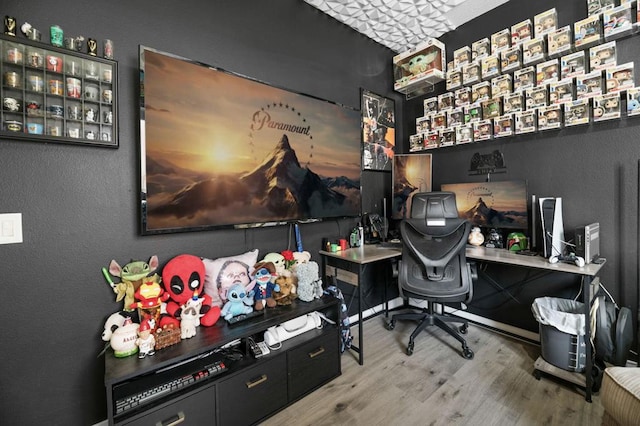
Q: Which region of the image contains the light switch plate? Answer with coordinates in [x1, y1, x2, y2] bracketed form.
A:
[0, 213, 23, 244]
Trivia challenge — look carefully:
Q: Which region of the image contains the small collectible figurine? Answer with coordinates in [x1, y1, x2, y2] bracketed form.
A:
[221, 283, 254, 321]
[180, 296, 204, 339]
[468, 227, 484, 246]
[252, 262, 280, 310]
[135, 319, 156, 358]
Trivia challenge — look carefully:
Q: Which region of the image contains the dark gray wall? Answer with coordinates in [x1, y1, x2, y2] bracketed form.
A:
[0, 1, 397, 424]
[405, 0, 640, 331]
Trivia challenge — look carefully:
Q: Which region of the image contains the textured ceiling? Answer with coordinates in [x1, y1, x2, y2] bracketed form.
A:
[304, 0, 510, 53]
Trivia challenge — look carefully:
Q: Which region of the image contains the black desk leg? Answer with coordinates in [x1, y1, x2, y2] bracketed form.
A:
[584, 275, 593, 403]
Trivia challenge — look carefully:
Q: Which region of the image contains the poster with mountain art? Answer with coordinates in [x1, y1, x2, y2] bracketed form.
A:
[362, 89, 395, 171]
[140, 47, 362, 233]
[392, 153, 432, 219]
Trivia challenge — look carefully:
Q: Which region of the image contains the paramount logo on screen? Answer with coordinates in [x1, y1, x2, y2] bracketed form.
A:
[251, 110, 311, 136]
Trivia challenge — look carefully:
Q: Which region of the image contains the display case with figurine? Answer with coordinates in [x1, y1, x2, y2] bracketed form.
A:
[438, 92, 455, 111]
[416, 115, 430, 134]
[493, 114, 513, 137]
[456, 124, 473, 144]
[561, 51, 587, 79]
[393, 38, 446, 94]
[503, 92, 524, 114]
[589, 41, 617, 72]
[473, 119, 493, 141]
[603, 3, 633, 40]
[409, 133, 425, 151]
[500, 45, 522, 73]
[446, 67, 463, 91]
[522, 37, 546, 65]
[588, 0, 615, 16]
[472, 38, 491, 62]
[606, 62, 635, 93]
[515, 109, 537, 134]
[481, 97, 502, 120]
[534, 8, 558, 38]
[439, 127, 456, 147]
[626, 87, 640, 116]
[423, 97, 438, 114]
[547, 26, 573, 57]
[526, 85, 548, 109]
[575, 14, 602, 49]
[511, 19, 533, 45]
[564, 98, 590, 126]
[491, 29, 511, 55]
[491, 74, 512, 98]
[431, 112, 447, 130]
[453, 46, 471, 69]
[576, 71, 604, 98]
[454, 86, 472, 108]
[549, 79, 574, 104]
[536, 59, 560, 86]
[537, 104, 562, 130]
[425, 130, 439, 149]
[481, 55, 500, 80]
[464, 103, 482, 123]
[593, 92, 621, 121]
[0, 34, 118, 147]
[471, 81, 491, 103]
[514, 66, 535, 92]
[462, 62, 481, 86]
[447, 108, 464, 127]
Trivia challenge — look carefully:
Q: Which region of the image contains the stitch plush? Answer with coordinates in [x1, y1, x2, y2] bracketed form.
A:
[221, 283, 254, 320]
[296, 261, 323, 302]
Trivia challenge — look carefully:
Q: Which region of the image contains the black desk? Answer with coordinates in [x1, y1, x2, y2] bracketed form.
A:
[319, 245, 402, 365]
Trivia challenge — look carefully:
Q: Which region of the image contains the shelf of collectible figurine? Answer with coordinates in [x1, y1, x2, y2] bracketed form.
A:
[0, 34, 117, 147]
[408, 2, 640, 152]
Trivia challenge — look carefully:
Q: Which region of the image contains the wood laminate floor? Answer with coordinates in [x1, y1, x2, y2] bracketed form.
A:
[262, 315, 604, 426]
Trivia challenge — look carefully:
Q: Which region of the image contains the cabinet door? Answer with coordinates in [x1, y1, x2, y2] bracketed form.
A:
[217, 356, 287, 425]
[118, 383, 215, 426]
[288, 328, 341, 401]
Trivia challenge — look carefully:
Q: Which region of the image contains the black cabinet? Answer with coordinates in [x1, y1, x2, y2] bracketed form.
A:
[105, 296, 341, 426]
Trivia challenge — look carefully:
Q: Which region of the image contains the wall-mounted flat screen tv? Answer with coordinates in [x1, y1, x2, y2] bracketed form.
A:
[139, 46, 362, 234]
[440, 180, 528, 230]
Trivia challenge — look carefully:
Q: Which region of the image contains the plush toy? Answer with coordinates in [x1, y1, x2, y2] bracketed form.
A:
[221, 283, 254, 320]
[296, 261, 323, 302]
[110, 317, 140, 358]
[161, 254, 221, 328]
[180, 296, 204, 339]
[135, 319, 156, 358]
[252, 261, 279, 310]
[272, 275, 297, 305]
[262, 252, 290, 277]
[292, 251, 311, 268]
[102, 255, 159, 312]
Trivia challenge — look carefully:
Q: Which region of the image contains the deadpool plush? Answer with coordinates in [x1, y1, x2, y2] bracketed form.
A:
[160, 254, 220, 327]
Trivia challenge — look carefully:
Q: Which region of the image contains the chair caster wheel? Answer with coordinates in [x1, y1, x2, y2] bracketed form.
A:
[459, 324, 468, 334]
[462, 347, 474, 359]
[386, 320, 395, 330]
[533, 369, 542, 380]
[406, 342, 414, 356]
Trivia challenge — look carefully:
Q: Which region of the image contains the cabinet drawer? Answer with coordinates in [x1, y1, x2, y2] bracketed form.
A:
[217, 356, 287, 425]
[288, 328, 341, 401]
[118, 383, 215, 426]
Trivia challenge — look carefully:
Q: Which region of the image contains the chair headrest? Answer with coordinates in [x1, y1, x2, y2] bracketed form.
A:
[410, 192, 460, 226]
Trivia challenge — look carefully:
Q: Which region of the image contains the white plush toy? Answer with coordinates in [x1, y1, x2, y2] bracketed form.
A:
[296, 261, 323, 302]
[180, 297, 204, 339]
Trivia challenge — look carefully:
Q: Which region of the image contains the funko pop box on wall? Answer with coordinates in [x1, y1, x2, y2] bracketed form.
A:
[394, 38, 446, 93]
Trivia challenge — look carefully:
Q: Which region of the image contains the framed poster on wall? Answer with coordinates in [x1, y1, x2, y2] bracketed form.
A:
[361, 89, 395, 171]
[392, 153, 432, 220]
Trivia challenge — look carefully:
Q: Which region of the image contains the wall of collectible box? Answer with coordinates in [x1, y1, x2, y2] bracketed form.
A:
[399, 1, 640, 151]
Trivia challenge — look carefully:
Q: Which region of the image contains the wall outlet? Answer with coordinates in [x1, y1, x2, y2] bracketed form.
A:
[0, 213, 23, 244]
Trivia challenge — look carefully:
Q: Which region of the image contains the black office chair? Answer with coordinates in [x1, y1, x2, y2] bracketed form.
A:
[386, 191, 475, 359]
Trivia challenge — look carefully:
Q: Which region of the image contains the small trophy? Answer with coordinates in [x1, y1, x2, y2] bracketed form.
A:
[4, 16, 16, 36]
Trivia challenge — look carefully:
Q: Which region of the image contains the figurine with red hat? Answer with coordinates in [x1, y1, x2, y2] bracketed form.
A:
[135, 318, 156, 359]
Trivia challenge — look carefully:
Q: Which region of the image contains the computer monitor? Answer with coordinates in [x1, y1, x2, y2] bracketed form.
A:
[440, 180, 528, 230]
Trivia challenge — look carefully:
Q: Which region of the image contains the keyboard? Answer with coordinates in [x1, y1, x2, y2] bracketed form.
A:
[114, 356, 227, 417]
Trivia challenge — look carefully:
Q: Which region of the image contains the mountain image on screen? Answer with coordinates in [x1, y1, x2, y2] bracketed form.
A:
[146, 135, 359, 229]
[464, 197, 513, 227]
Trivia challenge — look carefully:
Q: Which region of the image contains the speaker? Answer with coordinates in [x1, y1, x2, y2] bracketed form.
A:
[539, 197, 564, 259]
